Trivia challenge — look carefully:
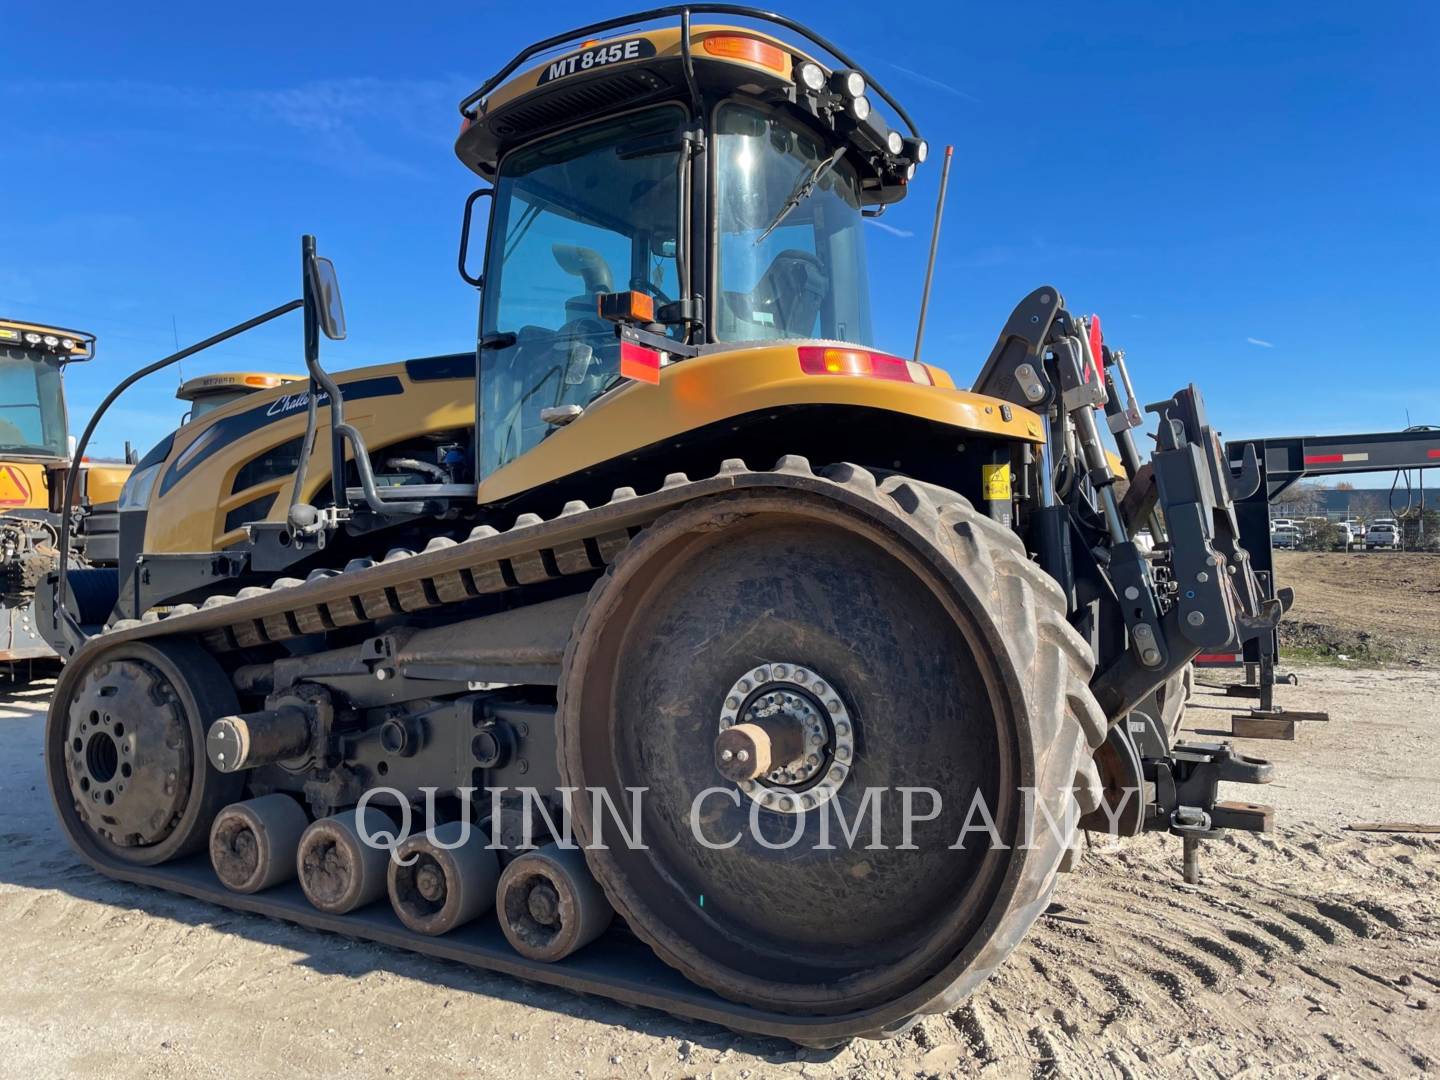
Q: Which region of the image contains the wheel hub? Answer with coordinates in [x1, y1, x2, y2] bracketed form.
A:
[64, 660, 193, 848]
[716, 662, 854, 814]
[415, 859, 447, 903]
[527, 882, 561, 925]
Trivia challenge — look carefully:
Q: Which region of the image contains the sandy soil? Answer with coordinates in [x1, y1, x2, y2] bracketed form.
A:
[1274, 551, 1440, 665]
[0, 667, 1436, 1079]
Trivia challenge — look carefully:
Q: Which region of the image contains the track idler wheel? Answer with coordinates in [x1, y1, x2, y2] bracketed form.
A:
[210, 794, 309, 893]
[297, 808, 391, 914]
[388, 821, 500, 935]
[558, 468, 1107, 1022]
[496, 845, 613, 962]
[46, 639, 244, 867]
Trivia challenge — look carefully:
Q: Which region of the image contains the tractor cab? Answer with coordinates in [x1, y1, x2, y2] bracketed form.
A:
[0, 319, 91, 463]
[454, 8, 928, 478]
[177, 372, 304, 424]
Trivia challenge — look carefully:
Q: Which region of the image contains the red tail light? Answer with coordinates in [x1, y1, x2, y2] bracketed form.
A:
[797, 347, 934, 385]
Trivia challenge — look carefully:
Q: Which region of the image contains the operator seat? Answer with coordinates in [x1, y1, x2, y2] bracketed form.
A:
[720, 249, 829, 340]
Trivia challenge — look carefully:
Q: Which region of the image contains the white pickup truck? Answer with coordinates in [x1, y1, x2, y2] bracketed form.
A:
[1365, 522, 1403, 551]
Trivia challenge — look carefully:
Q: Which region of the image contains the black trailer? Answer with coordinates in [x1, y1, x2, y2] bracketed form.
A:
[1218, 426, 1440, 729]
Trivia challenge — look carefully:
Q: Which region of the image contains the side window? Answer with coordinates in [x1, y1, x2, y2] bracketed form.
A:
[478, 105, 684, 478]
[493, 199, 634, 333]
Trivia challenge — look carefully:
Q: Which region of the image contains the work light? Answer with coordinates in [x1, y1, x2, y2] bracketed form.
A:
[831, 69, 865, 98]
[795, 60, 826, 91]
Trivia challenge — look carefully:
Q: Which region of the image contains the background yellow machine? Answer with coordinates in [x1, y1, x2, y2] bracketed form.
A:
[0, 319, 128, 670]
[39, 6, 1282, 1046]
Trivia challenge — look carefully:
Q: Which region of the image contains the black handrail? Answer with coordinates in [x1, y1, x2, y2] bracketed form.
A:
[458, 4, 920, 137]
[52, 300, 302, 650]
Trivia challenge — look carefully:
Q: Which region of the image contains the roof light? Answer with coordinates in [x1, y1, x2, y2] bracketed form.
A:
[885, 130, 904, 156]
[795, 60, 826, 91]
[42, 335, 59, 347]
[831, 69, 865, 98]
[61, 338, 76, 350]
[702, 35, 788, 74]
[23, 333, 40, 344]
[905, 137, 928, 163]
[798, 346, 935, 385]
[905, 162, 916, 180]
[243, 374, 283, 388]
[846, 95, 871, 122]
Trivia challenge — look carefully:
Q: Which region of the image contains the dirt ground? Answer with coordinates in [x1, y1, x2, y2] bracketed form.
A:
[0, 661, 1435, 1080]
[1274, 551, 1440, 665]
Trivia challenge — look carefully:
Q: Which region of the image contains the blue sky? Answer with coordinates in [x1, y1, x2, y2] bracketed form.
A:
[3, 0, 1437, 463]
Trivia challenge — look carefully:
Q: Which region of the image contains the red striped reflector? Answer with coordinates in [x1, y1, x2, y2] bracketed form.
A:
[1429, 449, 1440, 459]
[1303, 452, 1369, 464]
[619, 339, 660, 384]
[1194, 652, 1242, 664]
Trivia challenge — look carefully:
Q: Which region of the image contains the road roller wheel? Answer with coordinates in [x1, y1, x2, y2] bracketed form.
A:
[45, 639, 243, 866]
[496, 845, 614, 962]
[388, 821, 500, 935]
[210, 794, 309, 893]
[297, 808, 391, 914]
[558, 465, 1105, 1019]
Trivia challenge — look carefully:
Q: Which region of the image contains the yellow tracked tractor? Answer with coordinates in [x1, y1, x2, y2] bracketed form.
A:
[40, 6, 1282, 1045]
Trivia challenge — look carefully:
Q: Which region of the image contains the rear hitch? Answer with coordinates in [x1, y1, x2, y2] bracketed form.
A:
[1148, 740, 1274, 884]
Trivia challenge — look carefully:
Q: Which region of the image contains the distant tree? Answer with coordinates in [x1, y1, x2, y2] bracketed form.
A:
[1272, 481, 1326, 518]
[1303, 521, 1343, 551]
[1348, 491, 1391, 520]
[1399, 507, 1440, 552]
[1334, 481, 1356, 491]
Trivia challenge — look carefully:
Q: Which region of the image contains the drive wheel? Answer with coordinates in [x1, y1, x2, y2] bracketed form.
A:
[558, 464, 1105, 1022]
[46, 639, 243, 867]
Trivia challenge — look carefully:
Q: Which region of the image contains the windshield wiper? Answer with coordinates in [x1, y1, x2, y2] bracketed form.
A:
[753, 147, 846, 246]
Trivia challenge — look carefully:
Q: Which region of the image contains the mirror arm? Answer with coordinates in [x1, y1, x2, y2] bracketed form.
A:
[299, 235, 423, 521]
[52, 298, 304, 652]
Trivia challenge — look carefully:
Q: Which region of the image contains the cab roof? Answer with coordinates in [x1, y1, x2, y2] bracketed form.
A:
[0, 318, 94, 360]
[176, 372, 302, 402]
[455, 6, 928, 207]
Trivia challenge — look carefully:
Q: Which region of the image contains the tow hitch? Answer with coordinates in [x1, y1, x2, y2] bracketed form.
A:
[1150, 740, 1274, 883]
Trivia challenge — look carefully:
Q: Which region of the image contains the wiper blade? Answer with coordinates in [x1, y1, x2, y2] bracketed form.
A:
[753, 147, 846, 246]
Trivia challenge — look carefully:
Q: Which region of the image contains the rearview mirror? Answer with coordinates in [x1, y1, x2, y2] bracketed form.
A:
[458, 188, 493, 289]
[306, 254, 347, 341]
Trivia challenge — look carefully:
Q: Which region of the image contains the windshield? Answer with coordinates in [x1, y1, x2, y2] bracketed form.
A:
[714, 102, 873, 345]
[479, 106, 684, 476]
[0, 349, 67, 456]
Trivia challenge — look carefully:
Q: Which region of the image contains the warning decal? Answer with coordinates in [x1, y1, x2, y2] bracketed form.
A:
[982, 463, 1012, 501]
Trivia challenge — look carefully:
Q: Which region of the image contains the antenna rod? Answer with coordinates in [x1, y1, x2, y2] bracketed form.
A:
[913, 144, 954, 361]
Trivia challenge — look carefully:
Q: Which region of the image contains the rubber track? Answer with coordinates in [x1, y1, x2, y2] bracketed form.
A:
[61, 455, 1107, 1044]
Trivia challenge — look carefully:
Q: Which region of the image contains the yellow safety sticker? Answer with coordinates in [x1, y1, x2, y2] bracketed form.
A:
[982, 463, 1012, 502]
